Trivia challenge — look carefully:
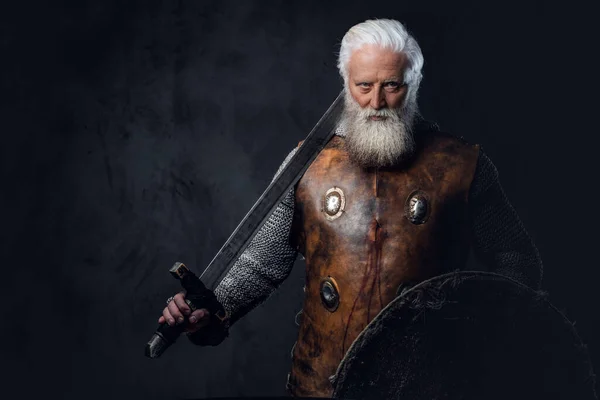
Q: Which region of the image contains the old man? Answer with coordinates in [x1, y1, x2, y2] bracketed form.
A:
[158, 18, 543, 397]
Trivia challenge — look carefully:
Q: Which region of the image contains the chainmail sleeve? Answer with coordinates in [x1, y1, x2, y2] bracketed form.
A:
[469, 148, 543, 290]
[187, 148, 299, 346]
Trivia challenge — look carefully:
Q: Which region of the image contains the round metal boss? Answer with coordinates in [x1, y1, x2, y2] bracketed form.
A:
[320, 277, 340, 312]
[405, 190, 430, 225]
[322, 187, 346, 221]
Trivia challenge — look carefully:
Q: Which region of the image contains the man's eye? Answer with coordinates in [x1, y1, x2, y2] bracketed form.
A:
[384, 82, 400, 88]
[357, 82, 370, 88]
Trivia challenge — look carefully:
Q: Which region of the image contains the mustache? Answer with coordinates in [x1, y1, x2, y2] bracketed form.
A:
[347, 100, 403, 121]
[361, 108, 398, 118]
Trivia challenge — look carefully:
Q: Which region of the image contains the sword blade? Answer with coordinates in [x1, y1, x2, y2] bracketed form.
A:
[199, 91, 344, 289]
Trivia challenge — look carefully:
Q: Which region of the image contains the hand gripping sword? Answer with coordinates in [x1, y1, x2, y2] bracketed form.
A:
[145, 91, 344, 358]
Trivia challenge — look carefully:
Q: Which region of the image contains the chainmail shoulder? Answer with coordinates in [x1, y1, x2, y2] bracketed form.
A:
[468, 148, 543, 289]
[212, 147, 300, 325]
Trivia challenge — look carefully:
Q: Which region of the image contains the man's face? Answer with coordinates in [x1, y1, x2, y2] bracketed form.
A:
[340, 44, 417, 169]
[347, 44, 409, 112]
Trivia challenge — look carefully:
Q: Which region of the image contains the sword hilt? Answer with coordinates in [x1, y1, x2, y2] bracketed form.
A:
[144, 262, 227, 359]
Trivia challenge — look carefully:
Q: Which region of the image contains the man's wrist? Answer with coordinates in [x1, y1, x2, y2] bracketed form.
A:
[186, 312, 231, 346]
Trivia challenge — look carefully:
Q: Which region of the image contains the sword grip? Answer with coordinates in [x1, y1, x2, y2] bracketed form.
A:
[145, 262, 227, 359]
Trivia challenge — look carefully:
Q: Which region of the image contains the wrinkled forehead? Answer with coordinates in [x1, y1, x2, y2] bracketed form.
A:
[348, 44, 408, 81]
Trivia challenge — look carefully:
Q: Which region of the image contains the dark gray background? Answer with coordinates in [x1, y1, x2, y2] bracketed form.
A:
[1, 0, 598, 398]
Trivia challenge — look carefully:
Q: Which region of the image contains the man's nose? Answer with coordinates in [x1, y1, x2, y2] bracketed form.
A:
[369, 86, 386, 110]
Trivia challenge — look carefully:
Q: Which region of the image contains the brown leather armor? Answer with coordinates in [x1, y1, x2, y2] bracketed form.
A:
[287, 132, 480, 397]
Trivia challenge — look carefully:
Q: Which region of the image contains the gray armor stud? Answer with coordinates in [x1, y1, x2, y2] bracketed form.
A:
[405, 190, 430, 225]
[322, 187, 346, 221]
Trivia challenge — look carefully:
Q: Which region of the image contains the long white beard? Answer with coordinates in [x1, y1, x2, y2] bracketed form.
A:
[341, 90, 417, 168]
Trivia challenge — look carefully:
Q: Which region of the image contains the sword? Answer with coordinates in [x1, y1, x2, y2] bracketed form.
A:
[145, 91, 344, 358]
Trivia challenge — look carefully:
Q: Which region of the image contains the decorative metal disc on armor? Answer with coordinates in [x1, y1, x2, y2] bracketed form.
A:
[320, 277, 340, 312]
[404, 190, 430, 225]
[322, 187, 346, 221]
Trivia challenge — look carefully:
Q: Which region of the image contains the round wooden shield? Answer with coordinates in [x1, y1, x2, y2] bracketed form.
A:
[332, 271, 597, 400]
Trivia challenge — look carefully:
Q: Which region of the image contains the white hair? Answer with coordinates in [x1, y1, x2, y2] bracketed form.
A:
[337, 19, 425, 106]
